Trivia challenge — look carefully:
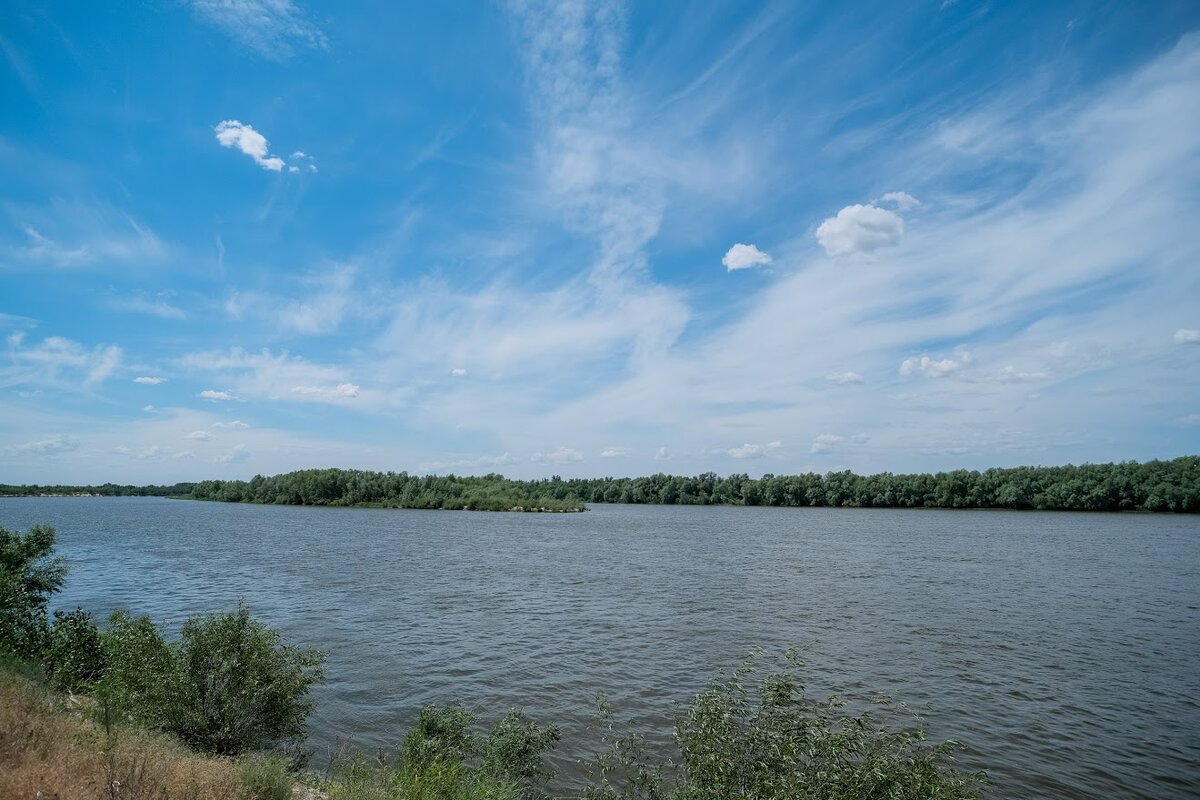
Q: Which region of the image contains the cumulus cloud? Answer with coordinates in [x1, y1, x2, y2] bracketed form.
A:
[1174, 328, 1200, 344]
[291, 383, 359, 399]
[451, 368, 468, 377]
[877, 191, 921, 211]
[186, 430, 214, 441]
[826, 371, 864, 385]
[199, 389, 234, 401]
[600, 447, 627, 457]
[530, 447, 584, 464]
[815, 204, 905, 256]
[726, 441, 780, 459]
[143, 405, 157, 413]
[722, 243, 773, 271]
[214, 121, 286, 171]
[655, 446, 669, 460]
[211, 420, 249, 429]
[900, 348, 972, 378]
[134, 376, 166, 385]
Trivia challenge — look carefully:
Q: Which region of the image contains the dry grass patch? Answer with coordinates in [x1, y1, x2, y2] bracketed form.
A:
[0, 669, 241, 800]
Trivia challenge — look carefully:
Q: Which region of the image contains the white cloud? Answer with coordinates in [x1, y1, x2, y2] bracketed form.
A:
[815, 203, 905, 256]
[1174, 328, 1200, 344]
[727, 443, 764, 459]
[190, 0, 328, 60]
[900, 348, 972, 378]
[809, 433, 868, 454]
[291, 382, 360, 399]
[451, 368, 467, 377]
[211, 420, 250, 429]
[199, 389, 234, 401]
[134, 376, 167, 385]
[825, 371, 864, 385]
[655, 446, 669, 460]
[599, 447, 627, 457]
[418, 452, 517, 473]
[186, 430, 214, 441]
[877, 191, 921, 211]
[1, 334, 124, 392]
[108, 295, 186, 320]
[530, 447, 584, 464]
[6, 204, 166, 269]
[143, 405, 157, 413]
[215, 444, 250, 464]
[214, 120, 286, 171]
[5, 435, 79, 456]
[84, 345, 121, 387]
[722, 242, 772, 271]
[993, 365, 1049, 383]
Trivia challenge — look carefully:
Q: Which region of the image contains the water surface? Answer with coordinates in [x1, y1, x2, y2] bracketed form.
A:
[2, 497, 1197, 798]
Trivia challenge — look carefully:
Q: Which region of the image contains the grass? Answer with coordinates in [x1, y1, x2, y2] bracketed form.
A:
[0, 663, 293, 800]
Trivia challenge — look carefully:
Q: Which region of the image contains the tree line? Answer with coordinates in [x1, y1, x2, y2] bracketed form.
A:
[186, 457, 1199, 512]
[0, 482, 196, 497]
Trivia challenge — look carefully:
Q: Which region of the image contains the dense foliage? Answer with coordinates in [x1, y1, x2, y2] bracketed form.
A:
[187, 457, 1198, 513]
[189, 469, 586, 511]
[0, 523, 67, 658]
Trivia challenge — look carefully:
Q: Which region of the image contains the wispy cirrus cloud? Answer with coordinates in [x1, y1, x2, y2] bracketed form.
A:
[190, 0, 328, 60]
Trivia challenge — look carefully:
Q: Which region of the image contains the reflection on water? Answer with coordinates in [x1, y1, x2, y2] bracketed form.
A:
[1, 497, 1197, 799]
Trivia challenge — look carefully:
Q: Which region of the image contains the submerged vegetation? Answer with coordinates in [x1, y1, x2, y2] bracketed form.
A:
[1, 522, 988, 798]
[184, 456, 1200, 512]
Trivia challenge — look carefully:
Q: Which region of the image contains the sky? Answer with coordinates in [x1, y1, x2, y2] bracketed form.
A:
[1, 0, 1199, 485]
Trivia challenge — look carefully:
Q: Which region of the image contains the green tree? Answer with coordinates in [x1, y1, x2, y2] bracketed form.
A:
[0, 524, 67, 658]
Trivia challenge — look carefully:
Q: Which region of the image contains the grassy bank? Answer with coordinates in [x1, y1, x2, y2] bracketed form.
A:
[0, 660, 295, 800]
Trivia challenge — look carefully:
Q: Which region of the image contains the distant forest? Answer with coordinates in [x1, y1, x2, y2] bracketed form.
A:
[0, 482, 195, 498]
[182, 457, 1199, 513]
[3, 457, 1196, 512]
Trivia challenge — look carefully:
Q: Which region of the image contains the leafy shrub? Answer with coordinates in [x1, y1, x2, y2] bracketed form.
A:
[45, 607, 107, 692]
[169, 603, 326, 755]
[100, 610, 181, 730]
[0, 524, 67, 658]
[585, 651, 986, 800]
[481, 709, 560, 783]
[98, 604, 325, 756]
[401, 703, 479, 772]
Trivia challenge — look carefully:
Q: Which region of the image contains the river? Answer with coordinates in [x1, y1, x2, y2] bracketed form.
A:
[1, 497, 1196, 798]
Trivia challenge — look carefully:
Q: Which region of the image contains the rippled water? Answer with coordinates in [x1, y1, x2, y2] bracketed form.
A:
[2, 497, 1197, 798]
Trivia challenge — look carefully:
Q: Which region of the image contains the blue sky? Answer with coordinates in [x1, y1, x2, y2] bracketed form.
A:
[2, 0, 1199, 484]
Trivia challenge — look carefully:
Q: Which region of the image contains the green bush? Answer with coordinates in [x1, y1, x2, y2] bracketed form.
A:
[170, 603, 326, 755]
[0, 524, 67, 659]
[44, 607, 107, 692]
[585, 651, 987, 800]
[98, 604, 325, 756]
[401, 703, 479, 772]
[99, 609, 181, 730]
[481, 709, 560, 784]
